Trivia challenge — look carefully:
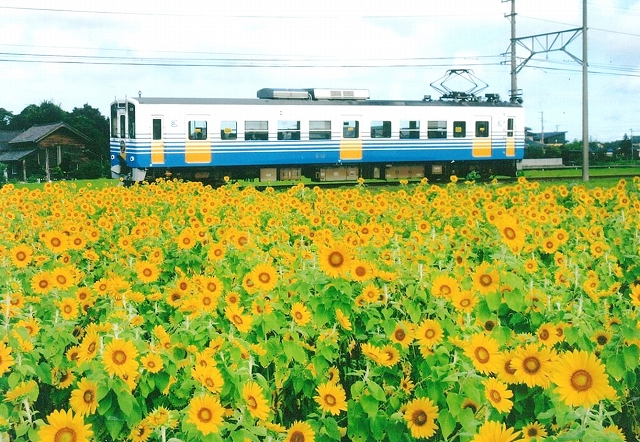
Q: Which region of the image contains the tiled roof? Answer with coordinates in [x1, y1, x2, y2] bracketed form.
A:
[0, 148, 36, 162]
[9, 122, 89, 144]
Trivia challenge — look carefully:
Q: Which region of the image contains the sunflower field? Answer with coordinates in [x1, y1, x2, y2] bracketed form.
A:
[1, 176, 640, 442]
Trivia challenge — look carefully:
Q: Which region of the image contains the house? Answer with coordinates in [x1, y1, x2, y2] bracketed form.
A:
[0, 122, 90, 181]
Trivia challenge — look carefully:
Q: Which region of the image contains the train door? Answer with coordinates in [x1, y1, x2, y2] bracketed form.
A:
[472, 117, 492, 157]
[505, 117, 516, 157]
[151, 117, 165, 164]
[341, 117, 362, 160]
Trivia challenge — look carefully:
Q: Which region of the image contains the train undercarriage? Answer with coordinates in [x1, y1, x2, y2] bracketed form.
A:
[131, 160, 518, 185]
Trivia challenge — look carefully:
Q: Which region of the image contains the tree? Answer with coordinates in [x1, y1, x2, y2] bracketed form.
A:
[8, 100, 68, 130]
[65, 104, 110, 168]
[0, 108, 14, 128]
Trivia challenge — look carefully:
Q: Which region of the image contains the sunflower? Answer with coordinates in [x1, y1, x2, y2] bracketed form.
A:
[494, 216, 525, 252]
[523, 257, 539, 274]
[200, 275, 224, 298]
[314, 382, 347, 416]
[450, 290, 478, 313]
[102, 338, 139, 378]
[471, 262, 500, 295]
[31, 271, 54, 295]
[140, 352, 164, 374]
[129, 420, 152, 442]
[461, 398, 480, 415]
[53, 367, 76, 389]
[510, 344, 556, 388]
[4, 379, 37, 403]
[291, 302, 311, 326]
[629, 283, 640, 307]
[135, 261, 161, 284]
[69, 378, 99, 417]
[41, 230, 70, 253]
[403, 397, 439, 439]
[400, 376, 415, 394]
[335, 309, 352, 331]
[0, 342, 15, 376]
[471, 421, 520, 442]
[520, 421, 548, 441]
[252, 262, 278, 292]
[224, 305, 253, 333]
[495, 350, 519, 385]
[464, 333, 501, 374]
[540, 236, 559, 254]
[318, 242, 352, 278]
[285, 421, 315, 442]
[242, 381, 271, 420]
[9, 244, 33, 268]
[536, 323, 560, 347]
[37, 409, 93, 442]
[176, 228, 197, 250]
[51, 266, 76, 290]
[377, 345, 401, 367]
[187, 394, 225, 436]
[431, 274, 461, 298]
[390, 321, 415, 348]
[593, 329, 612, 349]
[349, 259, 374, 282]
[207, 242, 226, 261]
[604, 424, 627, 441]
[77, 330, 99, 364]
[361, 284, 382, 303]
[483, 377, 514, 413]
[551, 349, 616, 407]
[58, 298, 80, 321]
[415, 319, 444, 349]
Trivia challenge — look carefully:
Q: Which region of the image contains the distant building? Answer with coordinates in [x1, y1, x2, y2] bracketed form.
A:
[0, 122, 90, 181]
[525, 128, 567, 146]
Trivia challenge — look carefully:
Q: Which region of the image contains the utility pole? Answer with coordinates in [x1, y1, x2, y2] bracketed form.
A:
[582, 0, 589, 181]
[503, 0, 522, 103]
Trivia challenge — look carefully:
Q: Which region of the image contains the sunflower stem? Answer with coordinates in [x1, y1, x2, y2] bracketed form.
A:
[22, 398, 33, 426]
[161, 426, 167, 442]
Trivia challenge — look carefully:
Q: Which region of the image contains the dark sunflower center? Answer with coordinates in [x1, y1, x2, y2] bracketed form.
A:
[475, 346, 490, 363]
[570, 369, 593, 391]
[113, 350, 127, 365]
[523, 356, 541, 374]
[412, 410, 428, 426]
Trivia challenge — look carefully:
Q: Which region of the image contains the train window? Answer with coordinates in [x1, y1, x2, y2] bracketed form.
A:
[221, 121, 237, 140]
[119, 115, 125, 139]
[453, 121, 466, 138]
[153, 119, 162, 140]
[188, 121, 208, 140]
[507, 118, 514, 137]
[128, 103, 136, 139]
[400, 120, 420, 139]
[343, 120, 359, 138]
[110, 104, 117, 137]
[278, 120, 301, 140]
[475, 121, 489, 138]
[371, 121, 391, 138]
[245, 120, 268, 141]
[309, 120, 331, 140]
[427, 120, 447, 139]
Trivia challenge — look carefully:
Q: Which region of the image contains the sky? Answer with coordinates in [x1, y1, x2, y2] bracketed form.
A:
[1, 0, 640, 142]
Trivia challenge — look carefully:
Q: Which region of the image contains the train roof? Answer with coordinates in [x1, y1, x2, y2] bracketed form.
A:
[128, 96, 521, 108]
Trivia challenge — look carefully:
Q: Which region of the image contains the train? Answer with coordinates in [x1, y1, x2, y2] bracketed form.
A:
[109, 87, 524, 183]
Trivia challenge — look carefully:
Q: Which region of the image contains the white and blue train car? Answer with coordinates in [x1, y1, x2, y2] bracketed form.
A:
[109, 88, 524, 183]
